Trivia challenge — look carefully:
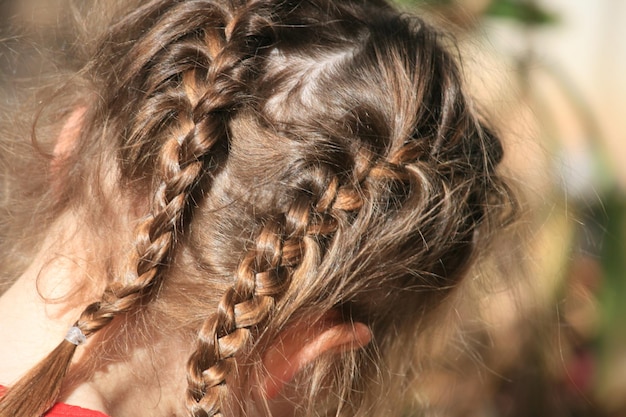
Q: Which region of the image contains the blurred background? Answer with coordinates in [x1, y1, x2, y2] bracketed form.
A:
[1, 0, 625, 416]
[395, 1, 626, 416]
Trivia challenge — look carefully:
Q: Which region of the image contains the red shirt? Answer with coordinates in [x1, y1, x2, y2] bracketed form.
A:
[39, 402, 111, 417]
[0, 386, 111, 417]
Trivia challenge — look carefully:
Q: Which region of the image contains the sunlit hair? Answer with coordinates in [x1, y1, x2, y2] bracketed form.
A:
[0, 0, 513, 416]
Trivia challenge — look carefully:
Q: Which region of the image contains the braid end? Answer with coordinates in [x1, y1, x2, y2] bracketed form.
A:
[0, 339, 78, 417]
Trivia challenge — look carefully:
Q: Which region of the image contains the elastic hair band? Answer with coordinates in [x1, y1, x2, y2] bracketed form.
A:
[64, 326, 87, 346]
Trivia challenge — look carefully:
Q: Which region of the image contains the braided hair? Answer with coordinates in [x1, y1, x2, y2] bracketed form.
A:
[0, 0, 513, 416]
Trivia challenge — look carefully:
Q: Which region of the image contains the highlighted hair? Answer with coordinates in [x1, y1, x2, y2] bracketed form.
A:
[0, 0, 514, 416]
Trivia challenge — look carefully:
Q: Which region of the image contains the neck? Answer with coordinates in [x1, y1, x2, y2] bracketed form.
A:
[0, 219, 188, 417]
[0, 223, 110, 413]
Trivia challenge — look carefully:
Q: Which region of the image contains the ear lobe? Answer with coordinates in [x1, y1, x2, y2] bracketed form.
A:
[262, 317, 371, 399]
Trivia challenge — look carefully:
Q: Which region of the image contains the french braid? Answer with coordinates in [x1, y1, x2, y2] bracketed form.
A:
[79, 0, 285, 371]
[185, 156, 370, 416]
[78, 2, 273, 344]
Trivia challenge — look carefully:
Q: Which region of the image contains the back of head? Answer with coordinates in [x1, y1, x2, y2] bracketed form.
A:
[0, 0, 512, 416]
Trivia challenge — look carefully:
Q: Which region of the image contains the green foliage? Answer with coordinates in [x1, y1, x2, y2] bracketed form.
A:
[393, 0, 558, 26]
[596, 189, 626, 388]
[486, 0, 558, 26]
[392, 0, 454, 7]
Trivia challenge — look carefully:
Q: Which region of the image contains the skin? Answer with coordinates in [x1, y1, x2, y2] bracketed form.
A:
[0, 215, 371, 417]
[0, 215, 193, 416]
[0, 112, 371, 417]
[0, 217, 114, 414]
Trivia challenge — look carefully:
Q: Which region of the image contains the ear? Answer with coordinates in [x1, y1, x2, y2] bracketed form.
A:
[50, 107, 86, 192]
[54, 107, 86, 159]
[261, 314, 372, 399]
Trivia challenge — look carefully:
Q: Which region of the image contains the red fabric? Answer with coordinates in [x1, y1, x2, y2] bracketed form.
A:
[41, 402, 111, 417]
[0, 386, 111, 417]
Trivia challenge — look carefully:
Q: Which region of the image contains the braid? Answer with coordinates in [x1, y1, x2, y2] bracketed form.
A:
[185, 145, 372, 416]
[79, 0, 280, 343]
[183, 123, 461, 415]
[78, 12, 229, 336]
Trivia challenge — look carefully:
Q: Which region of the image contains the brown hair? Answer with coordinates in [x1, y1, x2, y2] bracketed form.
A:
[0, 0, 513, 416]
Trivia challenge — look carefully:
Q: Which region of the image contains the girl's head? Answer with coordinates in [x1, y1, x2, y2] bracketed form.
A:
[0, 0, 512, 416]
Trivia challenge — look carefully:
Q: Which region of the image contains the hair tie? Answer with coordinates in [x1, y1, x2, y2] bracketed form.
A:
[64, 326, 87, 346]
